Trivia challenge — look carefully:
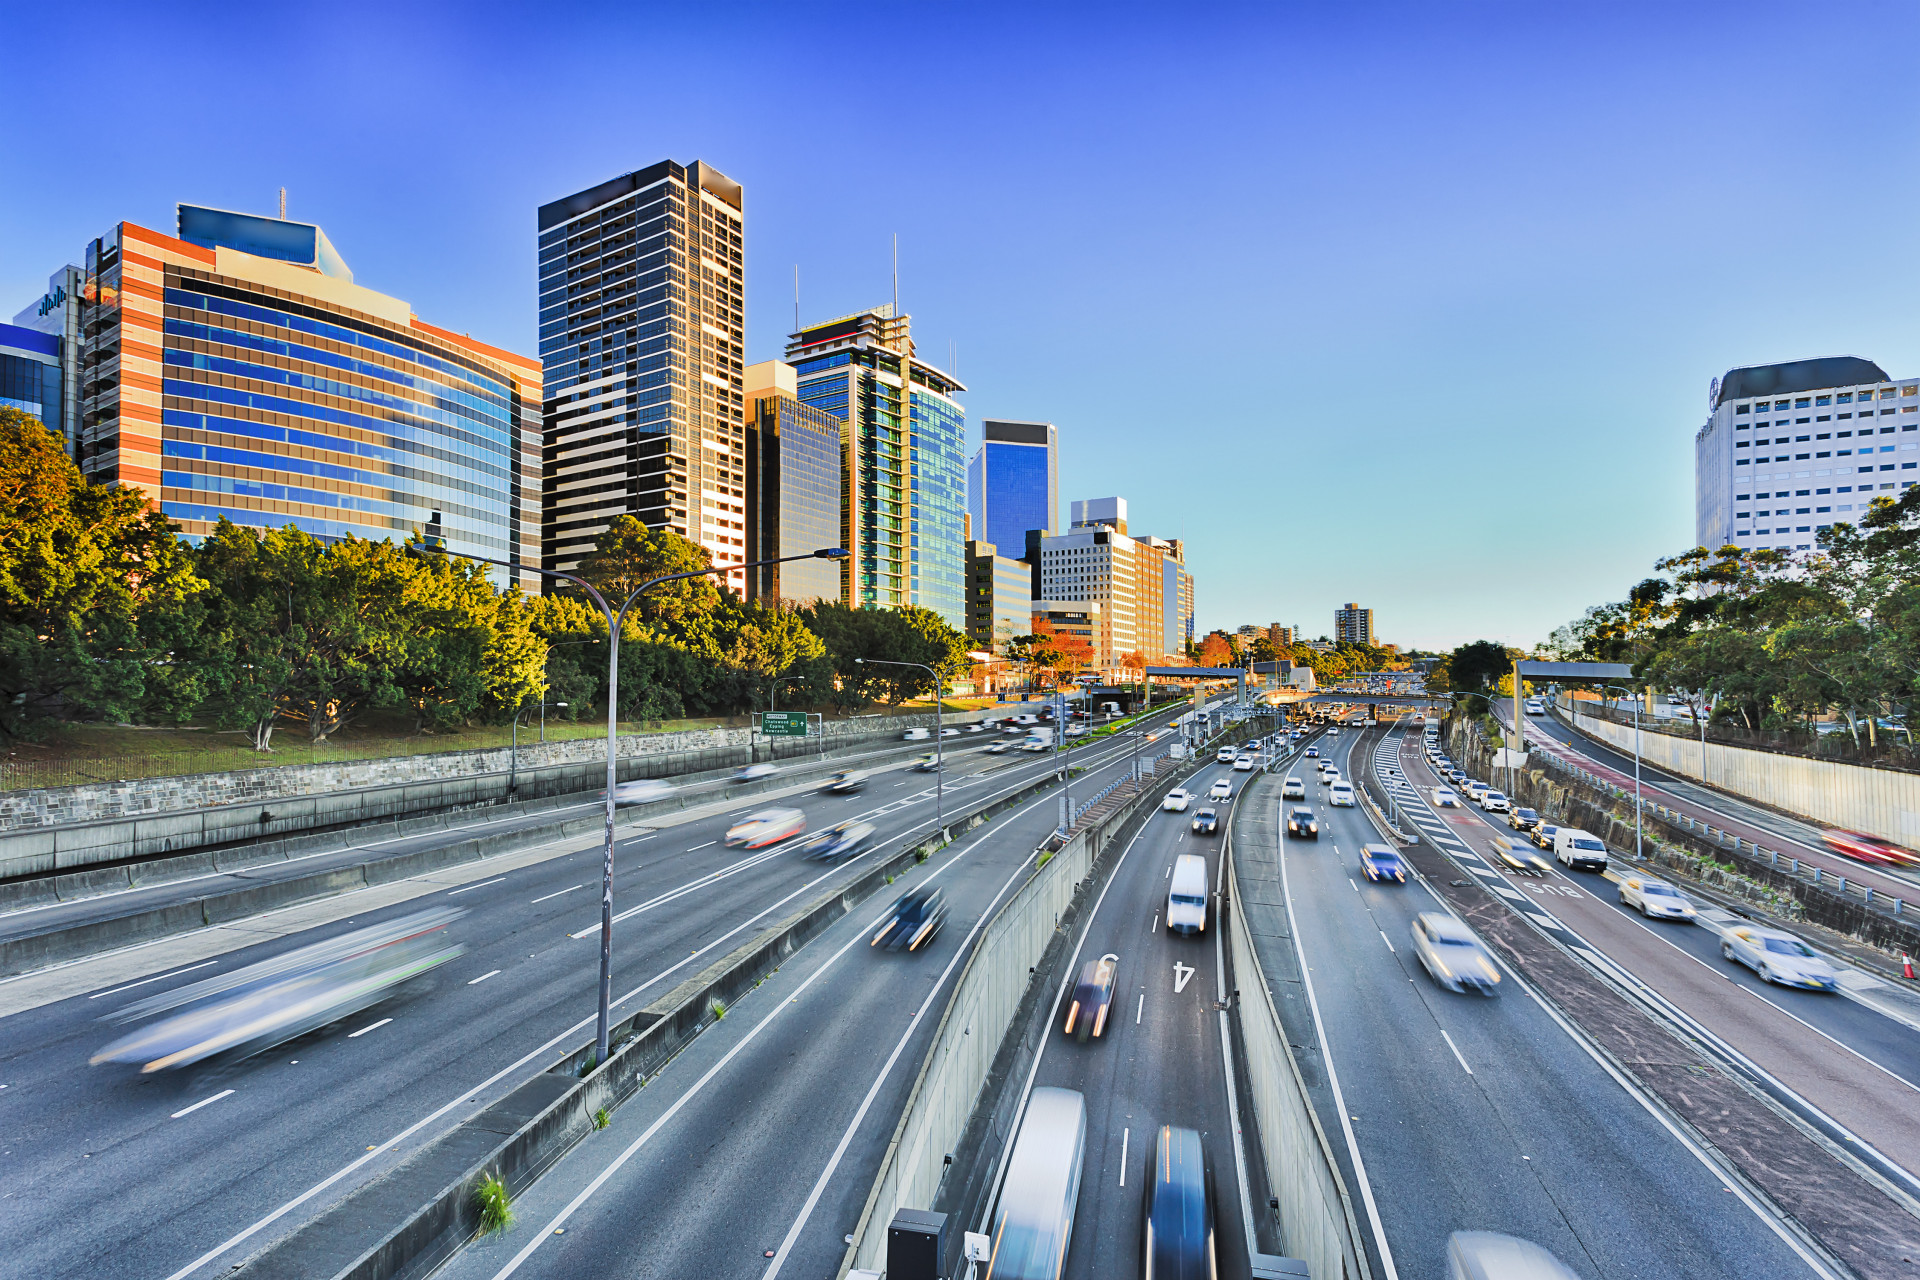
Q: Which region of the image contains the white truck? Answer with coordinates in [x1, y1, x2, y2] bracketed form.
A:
[1021, 727, 1056, 752]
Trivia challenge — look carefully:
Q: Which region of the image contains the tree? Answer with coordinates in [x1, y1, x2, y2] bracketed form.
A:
[1197, 632, 1234, 667]
[574, 515, 721, 626]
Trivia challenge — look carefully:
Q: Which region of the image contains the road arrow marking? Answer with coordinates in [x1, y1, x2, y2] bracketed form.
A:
[1173, 962, 1195, 993]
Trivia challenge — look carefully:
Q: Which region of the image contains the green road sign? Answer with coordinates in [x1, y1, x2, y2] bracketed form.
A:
[761, 711, 809, 737]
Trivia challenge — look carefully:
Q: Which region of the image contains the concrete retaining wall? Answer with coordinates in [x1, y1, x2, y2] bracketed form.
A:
[1560, 700, 1920, 848]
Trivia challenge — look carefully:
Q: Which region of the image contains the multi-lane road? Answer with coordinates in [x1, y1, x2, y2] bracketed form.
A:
[0, 710, 1182, 1280]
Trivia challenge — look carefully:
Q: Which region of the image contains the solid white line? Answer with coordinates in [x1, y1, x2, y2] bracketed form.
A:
[1136, 993, 1145, 1024]
[89, 960, 218, 999]
[1380, 931, 1395, 953]
[687, 841, 715, 851]
[468, 970, 501, 986]
[529, 885, 582, 904]
[1440, 1030, 1473, 1075]
[347, 1018, 392, 1038]
[447, 877, 506, 896]
[172, 1089, 234, 1118]
[1350, 879, 1359, 892]
[1120, 1126, 1130, 1186]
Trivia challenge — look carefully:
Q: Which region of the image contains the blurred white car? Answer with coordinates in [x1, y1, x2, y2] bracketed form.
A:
[731, 762, 778, 783]
[1281, 776, 1306, 800]
[902, 727, 930, 741]
[607, 779, 674, 806]
[1722, 925, 1837, 989]
[1162, 788, 1192, 812]
[1207, 778, 1233, 800]
[1064, 724, 1089, 738]
[1233, 754, 1256, 772]
[1412, 912, 1501, 994]
[725, 808, 806, 848]
[940, 727, 962, 738]
[1215, 747, 1237, 763]
[1480, 790, 1510, 814]
[1618, 876, 1696, 921]
[1431, 787, 1459, 807]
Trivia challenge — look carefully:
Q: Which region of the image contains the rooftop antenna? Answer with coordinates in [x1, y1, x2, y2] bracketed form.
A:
[278, 187, 286, 219]
[892, 233, 898, 317]
[793, 264, 799, 335]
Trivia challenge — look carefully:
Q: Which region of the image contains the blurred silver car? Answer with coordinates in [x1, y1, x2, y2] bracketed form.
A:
[731, 762, 779, 783]
[1722, 925, 1837, 990]
[92, 908, 465, 1073]
[1618, 875, 1695, 920]
[1412, 912, 1501, 995]
[606, 778, 674, 806]
[725, 807, 806, 848]
[1447, 1231, 1579, 1280]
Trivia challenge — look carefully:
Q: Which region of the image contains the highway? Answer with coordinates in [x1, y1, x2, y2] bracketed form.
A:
[1390, 722, 1920, 1189]
[1242, 726, 1837, 1279]
[423, 706, 1207, 1280]
[0, 710, 1181, 1280]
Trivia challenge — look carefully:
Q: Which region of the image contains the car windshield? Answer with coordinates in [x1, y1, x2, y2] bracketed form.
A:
[1643, 883, 1680, 897]
[1437, 935, 1479, 947]
[1573, 838, 1605, 851]
[1170, 893, 1205, 906]
[1763, 937, 1817, 957]
[1291, 809, 1313, 820]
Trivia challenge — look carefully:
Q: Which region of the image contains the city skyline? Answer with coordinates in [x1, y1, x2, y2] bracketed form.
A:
[12, 4, 1920, 647]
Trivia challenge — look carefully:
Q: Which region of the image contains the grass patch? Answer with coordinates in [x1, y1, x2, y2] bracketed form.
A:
[473, 1172, 513, 1236]
[592, 1107, 611, 1131]
[1036, 851, 1054, 870]
[576, 1053, 597, 1078]
[709, 997, 727, 1021]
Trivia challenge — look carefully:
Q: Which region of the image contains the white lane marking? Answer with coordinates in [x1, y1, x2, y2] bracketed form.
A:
[1441, 1030, 1473, 1075]
[686, 841, 715, 851]
[89, 960, 218, 999]
[347, 1018, 392, 1038]
[447, 877, 506, 896]
[172, 1089, 234, 1118]
[154, 723, 1170, 1280]
[1152, 913, 1159, 933]
[530, 884, 583, 904]
[1120, 1127, 1130, 1186]
[1380, 931, 1395, 954]
[1350, 879, 1359, 892]
[1136, 993, 1145, 1024]
[1173, 962, 1196, 993]
[468, 970, 502, 986]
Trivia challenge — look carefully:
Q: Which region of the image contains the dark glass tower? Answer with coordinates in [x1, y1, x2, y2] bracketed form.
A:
[967, 419, 1057, 561]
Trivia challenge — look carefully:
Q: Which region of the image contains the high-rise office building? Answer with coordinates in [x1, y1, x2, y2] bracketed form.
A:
[966, 419, 1056, 558]
[1268, 624, 1295, 648]
[1037, 497, 1192, 673]
[1694, 356, 1914, 553]
[0, 322, 63, 441]
[71, 206, 541, 586]
[1335, 603, 1374, 647]
[966, 539, 1035, 654]
[785, 305, 966, 629]
[538, 161, 748, 593]
[743, 360, 841, 605]
[10, 266, 83, 455]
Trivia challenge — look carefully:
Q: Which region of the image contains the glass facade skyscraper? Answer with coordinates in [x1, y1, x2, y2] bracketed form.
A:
[71, 207, 541, 588]
[744, 360, 842, 605]
[538, 161, 748, 594]
[0, 323, 63, 438]
[966, 418, 1057, 558]
[785, 306, 967, 630]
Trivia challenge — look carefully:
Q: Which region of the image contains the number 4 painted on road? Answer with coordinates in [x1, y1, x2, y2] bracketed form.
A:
[1173, 962, 1196, 993]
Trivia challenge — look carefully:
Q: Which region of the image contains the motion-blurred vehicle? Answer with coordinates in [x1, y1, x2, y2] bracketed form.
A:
[1064, 724, 1089, 738]
[1206, 779, 1232, 801]
[1285, 805, 1319, 839]
[798, 820, 876, 860]
[871, 886, 948, 951]
[1304, 746, 1319, 758]
[1530, 822, 1560, 850]
[1063, 953, 1119, 1042]
[1486, 836, 1551, 876]
[1822, 829, 1920, 869]
[986, 740, 1011, 755]
[821, 769, 867, 793]
[1140, 1124, 1216, 1280]
[731, 762, 779, 783]
[1430, 787, 1460, 807]
[1320, 768, 1342, 788]
[1232, 754, 1256, 772]
[1480, 790, 1510, 814]
[1167, 854, 1209, 935]
[1360, 843, 1406, 883]
[725, 807, 806, 848]
[606, 778, 674, 806]
[1465, 780, 1492, 803]
[902, 726, 930, 740]
[988, 1087, 1086, 1280]
[91, 908, 465, 1073]
[1190, 808, 1219, 835]
[1215, 747, 1237, 763]
[1524, 699, 1546, 716]
[910, 753, 941, 772]
[1328, 781, 1356, 807]
[1446, 1231, 1579, 1280]
[1553, 827, 1609, 872]
[1618, 875, 1696, 920]
[1162, 788, 1192, 812]
[965, 722, 988, 733]
[1447, 769, 1468, 787]
[1411, 911, 1501, 994]
[1722, 925, 1837, 989]
[1507, 807, 1540, 832]
[1281, 776, 1306, 800]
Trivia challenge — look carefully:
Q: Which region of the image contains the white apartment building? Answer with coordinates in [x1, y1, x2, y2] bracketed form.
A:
[1037, 497, 1191, 673]
[1695, 356, 1918, 553]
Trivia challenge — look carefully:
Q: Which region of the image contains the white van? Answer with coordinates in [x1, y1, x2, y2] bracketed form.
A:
[1554, 827, 1610, 872]
[990, 1086, 1087, 1279]
[1167, 854, 1208, 935]
[1329, 781, 1356, 807]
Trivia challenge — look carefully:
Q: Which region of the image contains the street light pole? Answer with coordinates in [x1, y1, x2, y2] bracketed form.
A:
[415, 541, 847, 1066]
[856, 656, 945, 833]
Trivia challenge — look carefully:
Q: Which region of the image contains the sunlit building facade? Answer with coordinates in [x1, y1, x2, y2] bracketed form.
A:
[744, 360, 841, 604]
[72, 206, 541, 588]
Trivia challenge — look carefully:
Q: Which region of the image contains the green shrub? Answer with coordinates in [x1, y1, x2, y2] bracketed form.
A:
[474, 1172, 513, 1235]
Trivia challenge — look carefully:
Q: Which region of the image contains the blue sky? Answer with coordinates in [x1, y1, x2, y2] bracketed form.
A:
[8, 1, 1920, 650]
